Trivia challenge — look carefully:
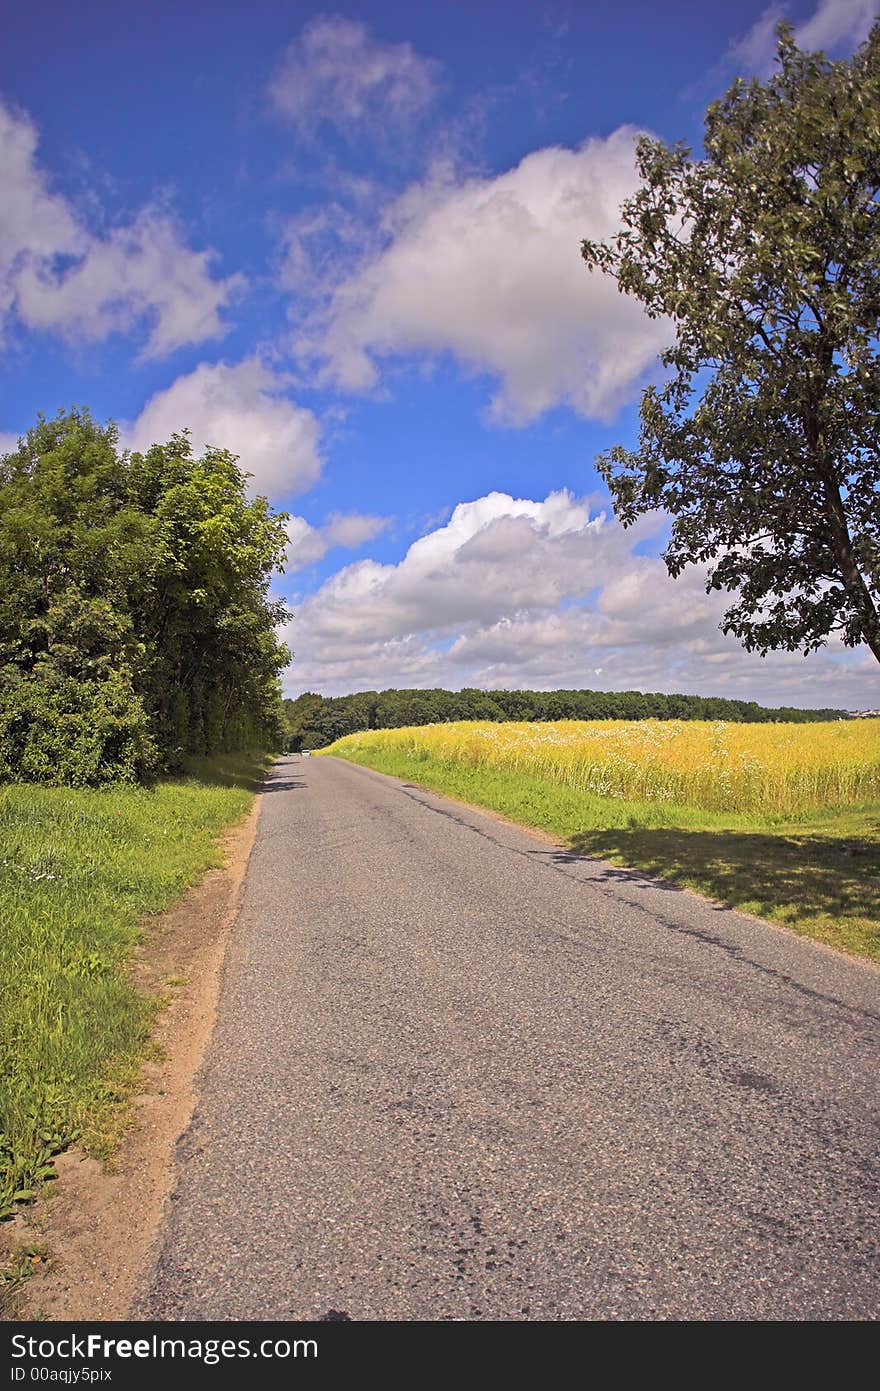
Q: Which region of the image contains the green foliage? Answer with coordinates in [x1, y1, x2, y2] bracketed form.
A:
[0, 409, 290, 783]
[282, 685, 845, 749]
[0, 671, 156, 786]
[582, 23, 880, 663]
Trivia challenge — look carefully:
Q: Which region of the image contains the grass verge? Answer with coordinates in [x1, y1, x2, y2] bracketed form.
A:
[0, 752, 268, 1219]
[323, 747, 880, 961]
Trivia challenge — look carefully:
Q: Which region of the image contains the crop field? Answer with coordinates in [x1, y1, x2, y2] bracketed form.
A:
[324, 718, 880, 815]
[322, 719, 880, 959]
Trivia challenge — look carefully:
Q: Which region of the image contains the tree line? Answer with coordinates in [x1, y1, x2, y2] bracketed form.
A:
[284, 687, 846, 751]
[0, 410, 289, 784]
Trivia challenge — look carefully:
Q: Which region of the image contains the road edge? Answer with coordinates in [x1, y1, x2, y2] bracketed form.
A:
[320, 755, 880, 975]
[7, 784, 267, 1321]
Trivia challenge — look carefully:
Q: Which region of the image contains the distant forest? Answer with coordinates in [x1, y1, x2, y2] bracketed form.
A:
[283, 688, 847, 751]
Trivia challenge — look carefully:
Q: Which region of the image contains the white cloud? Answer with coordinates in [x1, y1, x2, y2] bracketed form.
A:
[731, 0, 879, 74]
[796, 0, 879, 49]
[730, 6, 786, 72]
[282, 488, 880, 708]
[0, 431, 21, 455]
[269, 16, 439, 139]
[286, 517, 329, 569]
[323, 512, 389, 548]
[295, 128, 670, 423]
[293, 490, 613, 641]
[0, 98, 242, 355]
[124, 359, 322, 499]
[286, 511, 389, 571]
[279, 204, 368, 297]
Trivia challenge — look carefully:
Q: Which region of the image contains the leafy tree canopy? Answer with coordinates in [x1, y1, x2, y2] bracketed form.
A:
[0, 409, 290, 783]
[581, 23, 880, 665]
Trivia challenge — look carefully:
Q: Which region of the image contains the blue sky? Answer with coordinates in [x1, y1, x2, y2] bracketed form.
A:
[2, 0, 878, 706]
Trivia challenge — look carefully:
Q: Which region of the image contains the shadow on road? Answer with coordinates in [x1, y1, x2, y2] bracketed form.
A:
[176, 754, 306, 795]
[559, 822, 880, 955]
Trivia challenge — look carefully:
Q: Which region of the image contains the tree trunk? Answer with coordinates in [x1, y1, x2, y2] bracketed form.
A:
[820, 466, 880, 665]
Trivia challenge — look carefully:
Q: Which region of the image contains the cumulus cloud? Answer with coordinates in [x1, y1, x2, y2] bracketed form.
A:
[294, 128, 670, 423]
[124, 359, 322, 499]
[281, 488, 880, 708]
[0, 98, 242, 356]
[292, 491, 612, 641]
[269, 16, 439, 139]
[286, 511, 389, 571]
[731, 0, 879, 74]
[0, 430, 21, 455]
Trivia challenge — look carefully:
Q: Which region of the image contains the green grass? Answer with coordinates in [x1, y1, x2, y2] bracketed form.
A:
[323, 746, 880, 961]
[0, 752, 268, 1218]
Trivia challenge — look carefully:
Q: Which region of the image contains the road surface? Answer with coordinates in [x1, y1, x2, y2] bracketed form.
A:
[138, 754, 880, 1320]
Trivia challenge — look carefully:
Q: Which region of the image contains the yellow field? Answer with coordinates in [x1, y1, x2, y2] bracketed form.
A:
[328, 718, 880, 815]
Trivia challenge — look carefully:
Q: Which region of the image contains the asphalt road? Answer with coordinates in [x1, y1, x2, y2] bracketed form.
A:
[138, 754, 880, 1320]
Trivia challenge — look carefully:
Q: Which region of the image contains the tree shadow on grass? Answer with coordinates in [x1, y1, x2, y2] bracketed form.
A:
[158, 753, 307, 795]
[564, 823, 880, 959]
[178, 753, 273, 794]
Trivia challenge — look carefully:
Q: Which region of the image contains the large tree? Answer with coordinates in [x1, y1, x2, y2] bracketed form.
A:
[581, 23, 880, 666]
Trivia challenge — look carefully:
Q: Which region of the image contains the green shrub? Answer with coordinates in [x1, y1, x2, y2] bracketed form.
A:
[0, 673, 157, 786]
